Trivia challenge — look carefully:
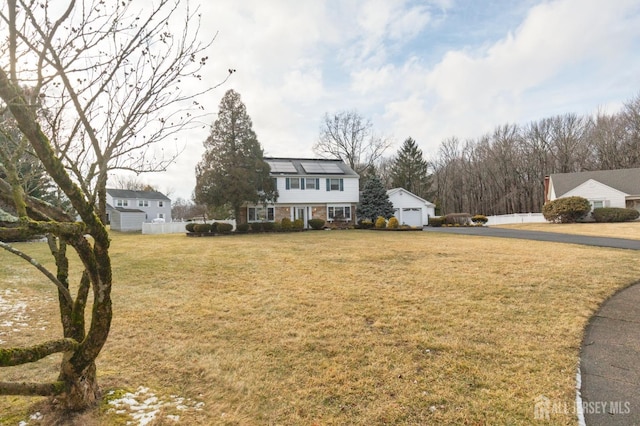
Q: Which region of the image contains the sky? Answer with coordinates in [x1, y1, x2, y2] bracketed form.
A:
[135, 0, 640, 202]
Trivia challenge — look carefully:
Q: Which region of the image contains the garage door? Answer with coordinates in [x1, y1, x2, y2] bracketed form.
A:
[402, 208, 422, 227]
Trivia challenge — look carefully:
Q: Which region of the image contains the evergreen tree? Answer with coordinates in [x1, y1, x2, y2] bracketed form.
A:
[358, 175, 395, 221]
[390, 137, 432, 199]
[194, 90, 276, 222]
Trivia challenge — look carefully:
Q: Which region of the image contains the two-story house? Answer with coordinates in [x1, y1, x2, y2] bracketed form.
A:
[106, 188, 172, 231]
[240, 158, 359, 228]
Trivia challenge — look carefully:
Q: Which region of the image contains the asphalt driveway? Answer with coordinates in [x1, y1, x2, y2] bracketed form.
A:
[422, 226, 640, 250]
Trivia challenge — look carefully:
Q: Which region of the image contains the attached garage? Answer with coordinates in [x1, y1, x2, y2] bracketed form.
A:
[387, 188, 436, 227]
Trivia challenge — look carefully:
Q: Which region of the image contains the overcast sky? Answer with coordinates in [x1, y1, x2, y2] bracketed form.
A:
[135, 0, 640, 201]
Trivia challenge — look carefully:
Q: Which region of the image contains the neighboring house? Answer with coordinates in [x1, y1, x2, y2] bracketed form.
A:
[106, 188, 172, 231]
[387, 188, 436, 227]
[241, 158, 359, 227]
[544, 168, 640, 212]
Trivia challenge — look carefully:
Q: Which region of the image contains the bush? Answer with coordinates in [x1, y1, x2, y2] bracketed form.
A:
[543, 196, 591, 223]
[281, 217, 292, 231]
[357, 219, 374, 229]
[292, 218, 304, 230]
[308, 218, 325, 230]
[236, 223, 250, 233]
[444, 213, 471, 226]
[272, 221, 282, 232]
[262, 221, 275, 232]
[428, 217, 444, 227]
[375, 216, 386, 229]
[387, 216, 399, 229]
[250, 222, 263, 232]
[471, 214, 488, 225]
[209, 222, 218, 233]
[193, 223, 212, 233]
[185, 222, 197, 232]
[217, 222, 233, 233]
[592, 207, 640, 223]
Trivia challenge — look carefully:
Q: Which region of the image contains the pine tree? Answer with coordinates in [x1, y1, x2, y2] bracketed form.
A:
[194, 90, 276, 222]
[358, 175, 395, 221]
[390, 137, 432, 199]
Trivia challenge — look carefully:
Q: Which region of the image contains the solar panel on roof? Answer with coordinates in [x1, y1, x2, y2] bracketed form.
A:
[301, 162, 344, 174]
[267, 161, 297, 173]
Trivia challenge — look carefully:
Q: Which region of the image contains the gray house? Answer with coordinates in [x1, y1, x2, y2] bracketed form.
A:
[545, 168, 640, 212]
[106, 188, 172, 231]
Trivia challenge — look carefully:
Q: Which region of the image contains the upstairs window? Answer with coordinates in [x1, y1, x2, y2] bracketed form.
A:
[116, 199, 128, 207]
[158, 201, 164, 207]
[326, 178, 344, 191]
[138, 200, 149, 207]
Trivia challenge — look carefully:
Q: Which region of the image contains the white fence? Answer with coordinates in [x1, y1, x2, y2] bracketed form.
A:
[142, 220, 237, 235]
[485, 213, 546, 226]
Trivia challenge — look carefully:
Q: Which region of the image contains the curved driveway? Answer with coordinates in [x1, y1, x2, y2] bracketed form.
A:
[423, 225, 640, 424]
[422, 226, 640, 250]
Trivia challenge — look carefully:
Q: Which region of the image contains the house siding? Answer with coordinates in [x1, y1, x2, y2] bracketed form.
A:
[275, 177, 359, 204]
[560, 179, 627, 209]
[387, 188, 435, 227]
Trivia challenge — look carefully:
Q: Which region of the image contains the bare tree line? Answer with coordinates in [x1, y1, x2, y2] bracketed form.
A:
[431, 93, 640, 216]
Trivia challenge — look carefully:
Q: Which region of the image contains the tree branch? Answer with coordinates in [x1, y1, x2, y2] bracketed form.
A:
[0, 338, 79, 367]
[0, 381, 66, 396]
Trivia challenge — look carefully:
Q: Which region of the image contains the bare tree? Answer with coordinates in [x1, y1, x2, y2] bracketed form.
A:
[0, 0, 224, 414]
[313, 110, 392, 175]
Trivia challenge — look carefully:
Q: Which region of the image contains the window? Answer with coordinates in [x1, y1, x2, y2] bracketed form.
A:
[248, 206, 275, 222]
[305, 178, 318, 190]
[328, 205, 351, 221]
[326, 178, 344, 191]
[591, 200, 604, 210]
[158, 213, 164, 219]
[158, 201, 164, 207]
[116, 199, 128, 207]
[290, 178, 300, 189]
[138, 200, 149, 207]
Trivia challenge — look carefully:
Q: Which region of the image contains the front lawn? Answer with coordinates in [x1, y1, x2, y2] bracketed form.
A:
[1, 231, 638, 424]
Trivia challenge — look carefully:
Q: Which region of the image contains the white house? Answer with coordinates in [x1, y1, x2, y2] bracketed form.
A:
[387, 188, 436, 227]
[545, 168, 640, 212]
[240, 158, 359, 228]
[106, 188, 172, 231]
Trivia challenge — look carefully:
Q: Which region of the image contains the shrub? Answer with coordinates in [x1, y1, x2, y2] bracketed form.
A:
[236, 223, 250, 233]
[209, 222, 219, 233]
[216, 222, 233, 233]
[272, 221, 282, 232]
[387, 216, 399, 229]
[292, 218, 304, 230]
[308, 218, 325, 230]
[250, 222, 263, 232]
[592, 207, 640, 223]
[185, 222, 197, 232]
[543, 196, 591, 223]
[444, 213, 471, 226]
[357, 219, 374, 229]
[281, 217, 292, 231]
[193, 223, 212, 233]
[471, 214, 488, 225]
[428, 217, 444, 227]
[262, 221, 275, 232]
[375, 216, 386, 229]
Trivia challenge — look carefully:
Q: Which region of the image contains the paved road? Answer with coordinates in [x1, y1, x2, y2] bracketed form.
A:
[423, 225, 640, 424]
[422, 226, 640, 250]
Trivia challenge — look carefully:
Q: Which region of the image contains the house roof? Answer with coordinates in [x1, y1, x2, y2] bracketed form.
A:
[106, 188, 170, 201]
[105, 203, 146, 213]
[550, 168, 640, 197]
[387, 188, 435, 206]
[264, 157, 359, 177]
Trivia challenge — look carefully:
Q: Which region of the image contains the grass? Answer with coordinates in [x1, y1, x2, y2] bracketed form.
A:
[1, 230, 639, 425]
[496, 220, 640, 240]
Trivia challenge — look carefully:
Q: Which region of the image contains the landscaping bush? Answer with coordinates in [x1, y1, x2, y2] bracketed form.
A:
[308, 218, 325, 230]
[262, 221, 275, 232]
[375, 216, 386, 229]
[209, 222, 219, 233]
[292, 218, 304, 230]
[217, 222, 233, 233]
[281, 217, 292, 231]
[471, 214, 488, 225]
[236, 223, 250, 233]
[428, 217, 444, 227]
[542, 196, 591, 223]
[592, 207, 640, 223]
[357, 219, 374, 229]
[250, 222, 263, 232]
[272, 221, 282, 232]
[387, 216, 399, 229]
[193, 223, 212, 233]
[444, 213, 471, 226]
[185, 222, 197, 232]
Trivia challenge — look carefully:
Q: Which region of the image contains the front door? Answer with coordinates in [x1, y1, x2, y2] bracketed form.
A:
[295, 207, 305, 227]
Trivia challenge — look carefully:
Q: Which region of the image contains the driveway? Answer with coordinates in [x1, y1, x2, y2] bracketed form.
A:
[422, 226, 640, 250]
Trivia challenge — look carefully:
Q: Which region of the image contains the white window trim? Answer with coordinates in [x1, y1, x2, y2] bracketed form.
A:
[327, 204, 352, 222]
[248, 206, 275, 222]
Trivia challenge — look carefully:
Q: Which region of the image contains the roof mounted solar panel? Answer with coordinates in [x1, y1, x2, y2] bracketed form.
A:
[267, 161, 297, 173]
[301, 162, 344, 174]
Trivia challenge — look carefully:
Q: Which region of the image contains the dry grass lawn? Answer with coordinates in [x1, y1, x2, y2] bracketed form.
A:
[496, 220, 640, 240]
[1, 230, 639, 425]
